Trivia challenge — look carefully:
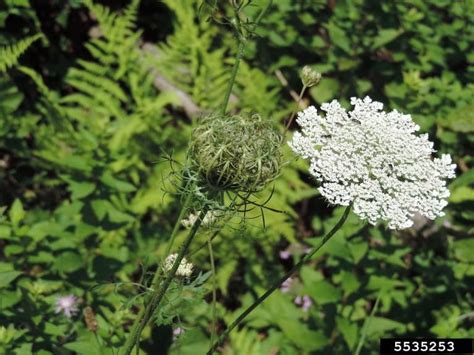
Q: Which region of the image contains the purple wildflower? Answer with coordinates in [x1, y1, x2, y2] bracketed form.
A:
[280, 277, 294, 293]
[173, 327, 185, 340]
[294, 295, 313, 312]
[55, 295, 79, 318]
[279, 249, 291, 260]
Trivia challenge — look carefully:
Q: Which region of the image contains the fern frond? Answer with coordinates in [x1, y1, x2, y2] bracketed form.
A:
[237, 63, 282, 119]
[58, 0, 145, 125]
[0, 34, 42, 73]
[83, 0, 139, 47]
[80, 0, 142, 83]
[154, 0, 229, 110]
[155, 0, 283, 114]
[17, 66, 70, 130]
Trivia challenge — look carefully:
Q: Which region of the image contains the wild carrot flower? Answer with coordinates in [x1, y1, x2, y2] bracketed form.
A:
[55, 295, 79, 318]
[164, 253, 193, 277]
[289, 96, 456, 229]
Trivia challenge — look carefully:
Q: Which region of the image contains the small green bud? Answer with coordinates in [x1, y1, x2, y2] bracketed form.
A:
[300, 66, 321, 88]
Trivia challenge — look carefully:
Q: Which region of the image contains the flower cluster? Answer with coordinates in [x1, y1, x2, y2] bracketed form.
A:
[181, 210, 219, 229]
[289, 97, 456, 229]
[163, 253, 193, 277]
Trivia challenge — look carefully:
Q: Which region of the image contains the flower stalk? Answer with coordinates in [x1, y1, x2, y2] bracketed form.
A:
[206, 205, 352, 354]
[220, 38, 245, 115]
[282, 84, 308, 139]
[121, 207, 208, 355]
[220, 0, 273, 115]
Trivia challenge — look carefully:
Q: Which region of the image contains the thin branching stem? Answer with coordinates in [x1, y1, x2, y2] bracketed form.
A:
[220, 0, 273, 115]
[208, 237, 217, 347]
[354, 290, 381, 355]
[126, 191, 193, 343]
[206, 205, 352, 354]
[189, 228, 221, 257]
[165, 192, 193, 256]
[121, 208, 209, 355]
[282, 84, 308, 139]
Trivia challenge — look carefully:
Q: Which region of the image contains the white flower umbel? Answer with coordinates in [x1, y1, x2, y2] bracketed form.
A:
[163, 253, 193, 277]
[289, 96, 456, 229]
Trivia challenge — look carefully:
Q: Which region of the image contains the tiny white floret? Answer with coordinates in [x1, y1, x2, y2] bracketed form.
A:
[164, 253, 193, 277]
[181, 211, 219, 229]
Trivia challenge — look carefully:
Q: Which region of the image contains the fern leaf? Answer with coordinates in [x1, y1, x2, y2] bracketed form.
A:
[67, 67, 127, 102]
[0, 34, 42, 73]
[17, 66, 73, 132]
[154, 0, 229, 110]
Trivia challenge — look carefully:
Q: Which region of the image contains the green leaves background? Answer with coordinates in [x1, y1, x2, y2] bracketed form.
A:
[0, 0, 473, 353]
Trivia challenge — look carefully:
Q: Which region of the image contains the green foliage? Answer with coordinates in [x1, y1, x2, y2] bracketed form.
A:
[0, 0, 473, 354]
[0, 34, 41, 72]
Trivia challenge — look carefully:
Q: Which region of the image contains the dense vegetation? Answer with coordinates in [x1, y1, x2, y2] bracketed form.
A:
[0, 0, 473, 354]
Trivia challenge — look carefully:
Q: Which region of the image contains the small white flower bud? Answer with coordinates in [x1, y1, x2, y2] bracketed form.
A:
[300, 66, 321, 88]
[181, 211, 219, 229]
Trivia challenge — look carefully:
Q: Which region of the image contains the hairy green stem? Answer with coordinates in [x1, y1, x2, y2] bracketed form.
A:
[206, 205, 351, 354]
[220, 0, 273, 115]
[123, 192, 193, 352]
[220, 38, 245, 115]
[136, 192, 194, 344]
[121, 208, 208, 355]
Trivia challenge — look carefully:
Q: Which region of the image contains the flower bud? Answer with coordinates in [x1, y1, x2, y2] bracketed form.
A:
[83, 307, 98, 332]
[300, 66, 321, 88]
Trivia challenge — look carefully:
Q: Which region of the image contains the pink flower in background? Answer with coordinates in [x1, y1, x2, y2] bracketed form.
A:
[280, 277, 294, 293]
[173, 327, 185, 340]
[279, 249, 291, 260]
[294, 295, 313, 312]
[55, 295, 79, 318]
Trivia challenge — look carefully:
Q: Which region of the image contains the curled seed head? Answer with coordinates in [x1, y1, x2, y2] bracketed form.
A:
[189, 113, 282, 193]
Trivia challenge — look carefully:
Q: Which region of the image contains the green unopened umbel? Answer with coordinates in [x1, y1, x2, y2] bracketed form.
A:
[189, 113, 282, 193]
